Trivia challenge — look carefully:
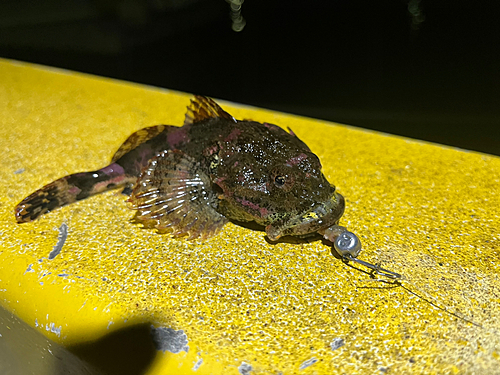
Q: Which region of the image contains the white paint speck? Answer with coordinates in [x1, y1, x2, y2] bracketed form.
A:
[238, 361, 252, 375]
[299, 357, 317, 370]
[24, 264, 34, 274]
[330, 338, 345, 351]
[193, 358, 203, 371]
[48, 223, 68, 260]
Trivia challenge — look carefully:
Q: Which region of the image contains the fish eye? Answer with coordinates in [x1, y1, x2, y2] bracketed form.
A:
[274, 176, 286, 186]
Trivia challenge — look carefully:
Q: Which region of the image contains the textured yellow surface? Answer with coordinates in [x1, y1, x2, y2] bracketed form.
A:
[1, 58, 500, 374]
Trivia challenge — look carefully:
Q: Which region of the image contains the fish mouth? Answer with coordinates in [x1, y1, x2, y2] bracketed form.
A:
[265, 192, 345, 241]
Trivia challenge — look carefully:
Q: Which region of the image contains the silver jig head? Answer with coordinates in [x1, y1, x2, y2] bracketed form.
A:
[323, 226, 402, 280]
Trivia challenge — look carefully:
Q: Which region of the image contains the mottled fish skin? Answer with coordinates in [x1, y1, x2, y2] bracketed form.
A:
[171, 117, 344, 240]
[15, 96, 345, 241]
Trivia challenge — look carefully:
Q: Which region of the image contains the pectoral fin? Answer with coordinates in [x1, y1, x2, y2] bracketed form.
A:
[129, 150, 227, 240]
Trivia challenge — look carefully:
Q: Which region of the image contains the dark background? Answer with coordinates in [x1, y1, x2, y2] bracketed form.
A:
[1, 0, 499, 155]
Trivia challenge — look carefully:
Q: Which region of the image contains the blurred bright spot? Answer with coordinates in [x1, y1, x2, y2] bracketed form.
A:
[226, 0, 246, 32]
[408, 0, 425, 30]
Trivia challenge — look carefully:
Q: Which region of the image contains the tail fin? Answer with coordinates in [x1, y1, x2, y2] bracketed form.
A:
[15, 163, 134, 223]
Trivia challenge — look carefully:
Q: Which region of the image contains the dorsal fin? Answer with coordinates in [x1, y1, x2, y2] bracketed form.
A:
[184, 95, 235, 126]
[111, 125, 169, 163]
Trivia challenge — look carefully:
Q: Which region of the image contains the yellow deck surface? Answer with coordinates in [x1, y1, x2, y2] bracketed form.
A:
[1, 58, 500, 374]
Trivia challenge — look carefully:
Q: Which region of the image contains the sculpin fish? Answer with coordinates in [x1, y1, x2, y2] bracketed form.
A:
[15, 95, 344, 241]
[15, 96, 401, 279]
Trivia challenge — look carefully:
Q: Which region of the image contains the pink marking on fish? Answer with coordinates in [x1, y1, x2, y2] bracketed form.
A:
[224, 128, 242, 142]
[285, 153, 308, 167]
[167, 128, 190, 148]
[204, 144, 218, 156]
[237, 197, 260, 211]
[101, 163, 124, 176]
[68, 186, 81, 195]
[264, 122, 285, 133]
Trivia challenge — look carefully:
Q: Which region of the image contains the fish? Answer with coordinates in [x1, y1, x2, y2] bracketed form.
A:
[15, 96, 344, 242]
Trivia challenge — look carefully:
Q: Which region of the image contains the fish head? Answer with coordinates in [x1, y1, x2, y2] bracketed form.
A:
[213, 122, 345, 240]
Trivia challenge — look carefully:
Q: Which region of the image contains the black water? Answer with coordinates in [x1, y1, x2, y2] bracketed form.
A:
[1, 0, 498, 154]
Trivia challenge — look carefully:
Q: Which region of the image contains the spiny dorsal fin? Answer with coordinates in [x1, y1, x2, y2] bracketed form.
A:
[184, 95, 235, 126]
